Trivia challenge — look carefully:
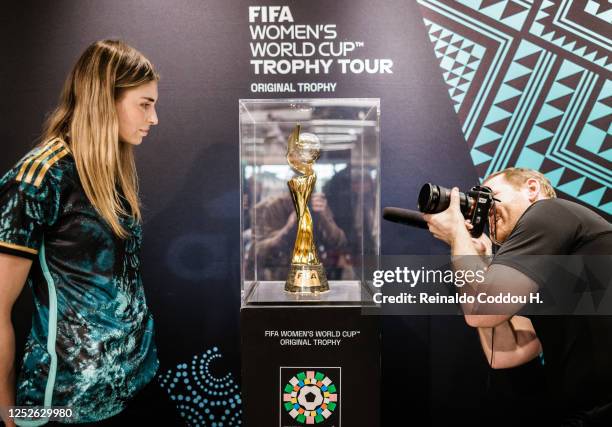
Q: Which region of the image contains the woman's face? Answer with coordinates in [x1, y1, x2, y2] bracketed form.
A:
[115, 80, 159, 145]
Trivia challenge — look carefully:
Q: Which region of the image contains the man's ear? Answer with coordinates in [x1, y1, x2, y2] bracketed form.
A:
[525, 178, 541, 202]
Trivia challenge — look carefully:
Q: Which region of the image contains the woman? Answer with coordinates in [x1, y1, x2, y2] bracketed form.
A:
[0, 40, 163, 425]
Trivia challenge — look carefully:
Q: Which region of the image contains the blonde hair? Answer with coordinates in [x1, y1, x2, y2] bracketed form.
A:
[484, 167, 556, 198]
[42, 39, 159, 238]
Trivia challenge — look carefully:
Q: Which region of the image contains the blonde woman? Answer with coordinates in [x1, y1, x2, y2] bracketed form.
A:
[0, 40, 169, 426]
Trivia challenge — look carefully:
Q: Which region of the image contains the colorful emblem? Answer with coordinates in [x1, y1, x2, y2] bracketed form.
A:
[282, 371, 338, 424]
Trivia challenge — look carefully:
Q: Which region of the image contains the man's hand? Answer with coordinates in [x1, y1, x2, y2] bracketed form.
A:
[311, 193, 336, 227]
[423, 187, 470, 247]
[311, 193, 335, 226]
[285, 211, 297, 229]
[278, 211, 298, 244]
[311, 193, 329, 214]
[468, 224, 493, 256]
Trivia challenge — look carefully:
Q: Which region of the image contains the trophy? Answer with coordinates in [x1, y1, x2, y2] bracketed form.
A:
[284, 125, 330, 294]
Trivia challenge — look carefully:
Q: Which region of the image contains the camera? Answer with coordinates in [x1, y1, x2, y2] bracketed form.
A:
[417, 183, 495, 237]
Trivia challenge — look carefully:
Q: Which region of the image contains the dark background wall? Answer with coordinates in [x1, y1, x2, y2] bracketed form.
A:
[2, 1, 608, 426]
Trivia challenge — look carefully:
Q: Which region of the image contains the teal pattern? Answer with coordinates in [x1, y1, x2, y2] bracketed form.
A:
[424, 19, 486, 113]
[0, 142, 159, 424]
[417, 0, 612, 217]
[159, 347, 242, 426]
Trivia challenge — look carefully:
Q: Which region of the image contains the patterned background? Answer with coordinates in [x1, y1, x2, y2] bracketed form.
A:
[159, 347, 242, 427]
[417, 0, 611, 218]
[3, 1, 609, 425]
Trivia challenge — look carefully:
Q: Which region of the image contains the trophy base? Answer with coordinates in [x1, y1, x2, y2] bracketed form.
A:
[285, 263, 329, 294]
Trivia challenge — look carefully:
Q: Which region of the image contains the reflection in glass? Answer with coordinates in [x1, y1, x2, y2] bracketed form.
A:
[240, 99, 380, 302]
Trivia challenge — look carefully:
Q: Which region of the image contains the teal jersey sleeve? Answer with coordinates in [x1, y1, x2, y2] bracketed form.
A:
[0, 140, 66, 259]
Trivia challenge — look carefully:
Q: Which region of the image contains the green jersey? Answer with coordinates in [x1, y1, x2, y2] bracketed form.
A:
[0, 138, 158, 424]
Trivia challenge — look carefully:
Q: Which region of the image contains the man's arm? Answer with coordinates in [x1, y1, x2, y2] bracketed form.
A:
[476, 316, 542, 369]
[312, 194, 348, 249]
[249, 197, 297, 267]
[464, 264, 538, 327]
[0, 253, 32, 427]
[424, 188, 538, 327]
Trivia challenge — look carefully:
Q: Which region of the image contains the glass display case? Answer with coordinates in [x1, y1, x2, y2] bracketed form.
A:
[240, 98, 380, 305]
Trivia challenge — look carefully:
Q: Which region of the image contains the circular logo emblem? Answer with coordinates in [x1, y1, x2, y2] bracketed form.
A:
[282, 371, 338, 424]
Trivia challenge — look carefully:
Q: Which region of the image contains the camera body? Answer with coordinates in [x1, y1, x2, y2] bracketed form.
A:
[417, 183, 495, 237]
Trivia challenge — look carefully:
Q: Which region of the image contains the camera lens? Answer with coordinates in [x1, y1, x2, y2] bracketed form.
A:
[418, 183, 450, 213]
[418, 183, 434, 212]
[418, 183, 469, 214]
[415, 183, 493, 237]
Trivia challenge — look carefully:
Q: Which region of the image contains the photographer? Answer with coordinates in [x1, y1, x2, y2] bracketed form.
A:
[423, 168, 612, 426]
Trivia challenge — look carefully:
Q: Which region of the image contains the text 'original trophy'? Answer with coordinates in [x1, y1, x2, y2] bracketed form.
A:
[285, 125, 329, 294]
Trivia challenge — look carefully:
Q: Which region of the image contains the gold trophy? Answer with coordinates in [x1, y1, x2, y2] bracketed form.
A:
[284, 125, 329, 294]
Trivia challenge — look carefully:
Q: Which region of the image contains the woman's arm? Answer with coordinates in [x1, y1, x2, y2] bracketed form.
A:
[476, 315, 542, 369]
[0, 253, 32, 427]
